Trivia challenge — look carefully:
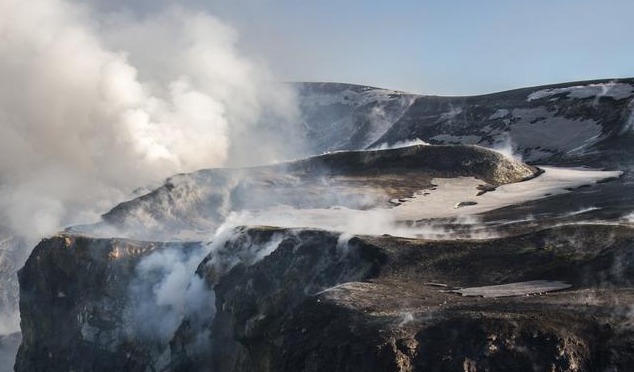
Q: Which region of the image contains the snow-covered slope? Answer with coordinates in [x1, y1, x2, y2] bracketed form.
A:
[297, 79, 634, 164]
[295, 83, 418, 153]
[375, 79, 634, 163]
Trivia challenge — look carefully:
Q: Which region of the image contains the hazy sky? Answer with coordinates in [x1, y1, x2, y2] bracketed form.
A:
[82, 0, 634, 95]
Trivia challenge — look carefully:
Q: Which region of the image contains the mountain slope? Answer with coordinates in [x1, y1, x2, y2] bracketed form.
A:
[295, 82, 418, 153]
[297, 79, 634, 165]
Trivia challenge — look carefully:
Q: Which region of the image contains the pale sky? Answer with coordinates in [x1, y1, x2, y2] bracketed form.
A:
[87, 0, 634, 95]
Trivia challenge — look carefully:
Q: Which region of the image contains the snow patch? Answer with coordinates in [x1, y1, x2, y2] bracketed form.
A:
[528, 82, 634, 102]
[217, 167, 620, 240]
[508, 109, 601, 161]
[451, 280, 572, 298]
[489, 109, 510, 120]
[393, 167, 621, 220]
[437, 106, 463, 122]
[300, 86, 418, 151]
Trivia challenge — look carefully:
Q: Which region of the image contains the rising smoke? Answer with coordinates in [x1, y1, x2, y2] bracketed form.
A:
[0, 0, 302, 347]
[124, 225, 286, 365]
[127, 243, 214, 343]
[490, 134, 522, 161]
[0, 0, 301, 243]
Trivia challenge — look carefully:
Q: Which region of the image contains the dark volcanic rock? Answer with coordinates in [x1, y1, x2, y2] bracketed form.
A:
[15, 235, 200, 371]
[285, 144, 538, 185]
[15, 224, 634, 371]
[206, 229, 387, 371]
[170, 225, 634, 371]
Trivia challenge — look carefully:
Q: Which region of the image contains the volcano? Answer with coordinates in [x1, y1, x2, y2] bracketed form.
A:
[7, 78, 634, 371]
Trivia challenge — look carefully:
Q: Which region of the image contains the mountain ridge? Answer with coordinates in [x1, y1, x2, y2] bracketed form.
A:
[293, 77, 634, 98]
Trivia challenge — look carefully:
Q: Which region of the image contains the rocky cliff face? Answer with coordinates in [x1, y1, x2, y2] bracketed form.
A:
[16, 224, 634, 371]
[202, 224, 634, 371]
[16, 235, 176, 371]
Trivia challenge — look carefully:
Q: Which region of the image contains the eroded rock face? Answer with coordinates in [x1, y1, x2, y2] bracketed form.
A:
[15, 235, 201, 371]
[206, 230, 387, 371]
[15, 224, 634, 371]
[362, 79, 634, 164]
[188, 225, 634, 371]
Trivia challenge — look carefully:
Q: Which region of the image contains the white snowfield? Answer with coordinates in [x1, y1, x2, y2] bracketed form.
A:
[219, 167, 621, 239]
[450, 280, 572, 298]
[528, 82, 634, 102]
[395, 166, 622, 219]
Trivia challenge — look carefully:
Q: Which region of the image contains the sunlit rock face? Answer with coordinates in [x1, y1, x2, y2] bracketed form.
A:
[15, 236, 183, 371]
[12, 78, 634, 371]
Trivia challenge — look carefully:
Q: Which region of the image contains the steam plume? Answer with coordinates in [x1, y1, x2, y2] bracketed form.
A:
[0, 0, 299, 240]
[0, 0, 300, 340]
